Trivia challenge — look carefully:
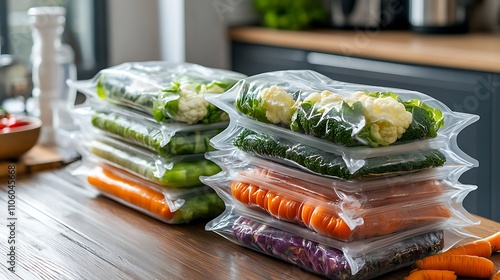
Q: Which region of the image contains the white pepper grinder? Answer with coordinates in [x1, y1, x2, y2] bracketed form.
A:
[28, 6, 67, 146]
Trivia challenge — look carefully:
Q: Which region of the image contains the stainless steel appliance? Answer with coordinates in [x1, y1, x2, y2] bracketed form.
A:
[409, 0, 471, 33]
[330, 0, 409, 29]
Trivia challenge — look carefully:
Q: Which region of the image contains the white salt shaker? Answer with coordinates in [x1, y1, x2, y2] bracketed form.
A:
[28, 6, 67, 146]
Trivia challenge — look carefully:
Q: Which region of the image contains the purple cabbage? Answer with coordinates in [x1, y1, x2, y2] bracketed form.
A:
[232, 217, 444, 280]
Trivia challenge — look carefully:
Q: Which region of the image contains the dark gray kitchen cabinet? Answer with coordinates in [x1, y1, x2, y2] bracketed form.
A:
[232, 42, 500, 221]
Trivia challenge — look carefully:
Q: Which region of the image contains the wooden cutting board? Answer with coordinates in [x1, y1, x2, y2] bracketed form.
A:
[0, 144, 79, 177]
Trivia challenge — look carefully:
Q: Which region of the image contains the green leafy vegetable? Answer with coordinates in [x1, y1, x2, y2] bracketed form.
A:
[174, 192, 225, 222]
[291, 100, 364, 147]
[233, 129, 446, 180]
[97, 72, 239, 124]
[253, 0, 328, 30]
[235, 85, 445, 147]
[400, 99, 445, 141]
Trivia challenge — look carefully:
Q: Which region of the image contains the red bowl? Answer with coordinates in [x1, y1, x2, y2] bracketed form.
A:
[0, 116, 42, 160]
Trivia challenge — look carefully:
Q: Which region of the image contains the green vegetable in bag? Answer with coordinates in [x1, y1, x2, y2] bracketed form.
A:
[89, 140, 221, 188]
[174, 192, 225, 222]
[235, 85, 445, 147]
[97, 73, 237, 124]
[91, 111, 222, 156]
[233, 129, 446, 180]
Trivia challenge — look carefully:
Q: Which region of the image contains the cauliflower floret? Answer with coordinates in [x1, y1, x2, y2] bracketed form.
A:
[304, 90, 352, 111]
[257, 86, 297, 125]
[174, 84, 209, 124]
[199, 83, 225, 94]
[353, 91, 412, 145]
[303, 91, 322, 104]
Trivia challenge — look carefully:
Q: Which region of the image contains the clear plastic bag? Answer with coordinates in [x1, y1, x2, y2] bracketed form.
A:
[210, 123, 476, 180]
[71, 163, 225, 224]
[206, 204, 474, 278]
[206, 149, 475, 206]
[206, 69, 478, 148]
[82, 135, 221, 188]
[73, 105, 226, 156]
[202, 169, 477, 242]
[67, 61, 246, 124]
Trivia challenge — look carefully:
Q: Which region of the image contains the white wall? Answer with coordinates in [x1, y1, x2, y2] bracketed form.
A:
[107, 0, 161, 66]
[158, 0, 257, 70]
[107, 0, 257, 69]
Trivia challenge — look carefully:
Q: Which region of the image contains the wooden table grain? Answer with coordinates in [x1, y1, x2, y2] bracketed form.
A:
[1, 170, 499, 280]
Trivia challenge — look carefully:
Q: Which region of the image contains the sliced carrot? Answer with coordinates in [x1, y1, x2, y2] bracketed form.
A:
[276, 197, 301, 222]
[264, 192, 282, 218]
[482, 231, 500, 252]
[404, 269, 456, 280]
[88, 166, 174, 220]
[241, 169, 445, 208]
[230, 181, 251, 204]
[230, 179, 452, 241]
[440, 239, 492, 258]
[299, 204, 314, 226]
[415, 255, 494, 278]
[249, 184, 267, 207]
[306, 208, 352, 240]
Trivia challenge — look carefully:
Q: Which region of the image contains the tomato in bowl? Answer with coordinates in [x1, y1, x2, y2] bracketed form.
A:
[0, 110, 42, 160]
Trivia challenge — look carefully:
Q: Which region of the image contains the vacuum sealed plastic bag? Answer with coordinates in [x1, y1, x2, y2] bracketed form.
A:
[206, 149, 474, 207]
[84, 136, 221, 188]
[68, 61, 246, 124]
[75, 164, 225, 224]
[206, 70, 478, 148]
[203, 171, 477, 242]
[74, 106, 226, 156]
[206, 204, 473, 278]
[211, 124, 476, 180]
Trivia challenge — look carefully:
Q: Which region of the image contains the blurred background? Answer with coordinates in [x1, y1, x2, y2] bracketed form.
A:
[1, 0, 499, 220]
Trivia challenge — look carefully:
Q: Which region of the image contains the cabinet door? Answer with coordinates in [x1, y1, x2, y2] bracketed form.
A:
[307, 52, 494, 219]
[232, 42, 309, 76]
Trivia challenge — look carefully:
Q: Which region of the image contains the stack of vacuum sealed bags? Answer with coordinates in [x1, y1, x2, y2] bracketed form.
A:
[67, 61, 246, 224]
[201, 70, 481, 279]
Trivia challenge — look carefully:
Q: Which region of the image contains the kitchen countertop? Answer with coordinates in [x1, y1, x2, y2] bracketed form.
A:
[1, 169, 500, 279]
[228, 26, 500, 73]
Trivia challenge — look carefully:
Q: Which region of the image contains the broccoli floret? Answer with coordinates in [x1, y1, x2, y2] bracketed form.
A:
[291, 101, 361, 147]
[302, 152, 352, 179]
[356, 149, 446, 178]
[233, 129, 286, 158]
[284, 144, 308, 166]
[399, 105, 438, 142]
[233, 129, 446, 180]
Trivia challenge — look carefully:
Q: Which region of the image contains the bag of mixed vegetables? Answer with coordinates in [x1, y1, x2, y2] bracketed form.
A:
[84, 136, 221, 188]
[205, 69, 478, 148]
[68, 61, 246, 124]
[206, 204, 473, 278]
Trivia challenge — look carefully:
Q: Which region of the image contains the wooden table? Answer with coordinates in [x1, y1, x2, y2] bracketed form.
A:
[1, 169, 499, 279]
